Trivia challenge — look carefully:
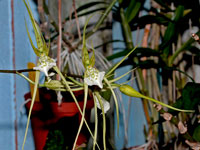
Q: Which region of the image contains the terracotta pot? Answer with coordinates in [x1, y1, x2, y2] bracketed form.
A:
[24, 89, 94, 150]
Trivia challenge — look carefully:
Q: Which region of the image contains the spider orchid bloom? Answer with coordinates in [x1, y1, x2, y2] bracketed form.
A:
[33, 55, 56, 77]
[84, 66, 105, 88]
[94, 95, 110, 113]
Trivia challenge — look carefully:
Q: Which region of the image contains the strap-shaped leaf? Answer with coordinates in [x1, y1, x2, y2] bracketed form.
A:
[125, 0, 142, 23]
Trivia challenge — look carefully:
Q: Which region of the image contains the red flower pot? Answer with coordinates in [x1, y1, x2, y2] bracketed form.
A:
[24, 89, 94, 150]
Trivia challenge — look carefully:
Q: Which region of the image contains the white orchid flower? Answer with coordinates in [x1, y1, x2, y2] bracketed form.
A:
[84, 66, 105, 88]
[94, 95, 110, 113]
[33, 55, 56, 76]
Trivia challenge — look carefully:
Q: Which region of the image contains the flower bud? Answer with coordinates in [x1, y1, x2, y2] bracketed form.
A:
[119, 85, 143, 98]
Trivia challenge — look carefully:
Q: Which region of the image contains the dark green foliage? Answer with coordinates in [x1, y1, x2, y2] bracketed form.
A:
[44, 130, 65, 150]
[170, 82, 200, 111]
[109, 0, 200, 148]
[181, 82, 200, 110]
[193, 125, 200, 142]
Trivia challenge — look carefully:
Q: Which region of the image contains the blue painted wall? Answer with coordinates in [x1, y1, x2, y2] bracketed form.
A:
[0, 0, 37, 149]
[0, 1, 15, 149]
[113, 22, 147, 149]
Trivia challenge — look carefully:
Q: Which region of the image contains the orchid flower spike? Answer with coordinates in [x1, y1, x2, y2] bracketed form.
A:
[33, 55, 56, 77]
[81, 16, 106, 88]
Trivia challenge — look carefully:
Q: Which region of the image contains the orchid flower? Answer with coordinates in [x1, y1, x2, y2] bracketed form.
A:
[33, 55, 56, 77]
[84, 66, 105, 88]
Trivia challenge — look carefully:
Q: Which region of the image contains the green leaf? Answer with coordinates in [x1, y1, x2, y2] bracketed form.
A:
[181, 82, 200, 110]
[130, 15, 170, 31]
[169, 30, 200, 65]
[153, 0, 172, 11]
[44, 130, 65, 150]
[160, 5, 184, 58]
[94, 40, 124, 49]
[193, 125, 200, 142]
[107, 47, 160, 61]
[125, 0, 142, 23]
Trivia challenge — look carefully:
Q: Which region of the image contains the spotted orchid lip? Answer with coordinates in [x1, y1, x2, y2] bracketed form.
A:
[33, 56, 56, 76]
[84, 66, 105, 88]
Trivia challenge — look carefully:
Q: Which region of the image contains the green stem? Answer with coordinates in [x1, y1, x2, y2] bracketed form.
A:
[169, 30, 200, 66]
[119, 8, 134, 49]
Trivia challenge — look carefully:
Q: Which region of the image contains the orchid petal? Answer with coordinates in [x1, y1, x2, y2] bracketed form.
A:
[94, 95, 110, 113]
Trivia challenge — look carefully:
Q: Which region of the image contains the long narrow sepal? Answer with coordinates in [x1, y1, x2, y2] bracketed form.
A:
[82, 15, 94, 68]
[105, 46, 137, 77]
[22, 71, 40, 150]
[53, 66, 100, 149]
[92, 93, 98, 150]
[103, 77, 120, 134]
[95, 92, 106, 150]
[72, 83, 88, 150]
